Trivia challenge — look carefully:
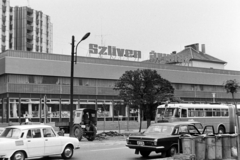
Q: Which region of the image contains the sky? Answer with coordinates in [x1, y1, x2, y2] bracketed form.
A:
[10, 0, 240, 71]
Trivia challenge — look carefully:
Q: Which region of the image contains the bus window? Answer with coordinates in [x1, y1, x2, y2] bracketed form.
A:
[195, 108, 204, 117]
[205, 109, 213, 117]
[164, 108, 175, 117]
[213, 109, 221, 117]
[175, 108, 180, 117]
[188, 108, 195, 117]
[221, 109, 228, 116]
[181, 109, 187, 117]
[157, 108, 165, 118]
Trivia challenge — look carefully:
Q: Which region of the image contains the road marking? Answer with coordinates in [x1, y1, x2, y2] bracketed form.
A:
[90, 147, 126, 152]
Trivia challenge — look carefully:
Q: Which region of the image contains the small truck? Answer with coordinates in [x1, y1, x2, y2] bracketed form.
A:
[55, 108, 97, 141]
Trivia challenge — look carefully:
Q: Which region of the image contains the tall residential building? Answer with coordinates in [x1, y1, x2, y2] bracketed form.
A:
[0, 0, 53, 53]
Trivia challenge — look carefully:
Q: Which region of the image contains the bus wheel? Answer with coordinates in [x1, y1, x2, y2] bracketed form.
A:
[218, 126, 225, 134]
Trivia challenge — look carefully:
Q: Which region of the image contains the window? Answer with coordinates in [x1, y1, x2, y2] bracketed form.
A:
[213, 109, 221, 117]
[205, 109, 212, 117]
[188, 125, 198, 134]
[181, 109, 187, 117]
[195, 108, 204, 117]
[188, 108, 195, 117]
[221, 109, 228, 116]
[42, 76, 59, 84]
[43, 128, 56, 137]
[179, 125, 188, 134]
[27, 129, 41, 138]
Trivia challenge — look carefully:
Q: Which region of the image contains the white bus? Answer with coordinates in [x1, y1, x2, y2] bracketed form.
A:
[155, 103, 238, 134]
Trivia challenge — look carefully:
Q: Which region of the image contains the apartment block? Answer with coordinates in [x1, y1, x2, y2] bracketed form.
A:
[0, 0, 53, 53]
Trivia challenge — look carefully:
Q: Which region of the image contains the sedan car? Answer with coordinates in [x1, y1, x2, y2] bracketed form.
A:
[126, 121, 202, 158]
[0, 124, 80, 160]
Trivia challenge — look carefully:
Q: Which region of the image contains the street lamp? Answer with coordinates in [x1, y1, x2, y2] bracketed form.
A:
[70, 32, 90, 137]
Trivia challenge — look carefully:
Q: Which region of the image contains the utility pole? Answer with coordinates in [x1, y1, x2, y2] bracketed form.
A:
[69, 36, 75, 137]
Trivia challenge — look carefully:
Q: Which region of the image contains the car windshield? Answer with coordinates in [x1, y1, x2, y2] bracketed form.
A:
[0, 128, 21, 139]
[145, 125, 173, 135]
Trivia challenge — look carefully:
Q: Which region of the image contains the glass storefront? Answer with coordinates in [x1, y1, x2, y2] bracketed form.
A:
[0, 97, 137, 123]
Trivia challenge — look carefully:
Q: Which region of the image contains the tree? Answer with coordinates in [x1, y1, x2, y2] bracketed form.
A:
[224, 79, 240, 160]
[114, 69, 174, 132]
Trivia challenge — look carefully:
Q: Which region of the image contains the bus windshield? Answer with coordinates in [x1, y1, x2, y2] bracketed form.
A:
[164, 108, 176, 117]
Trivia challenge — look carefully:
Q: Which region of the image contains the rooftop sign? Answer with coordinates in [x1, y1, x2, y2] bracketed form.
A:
[89, 44, 141, 59]
[149, 51, 191, 64]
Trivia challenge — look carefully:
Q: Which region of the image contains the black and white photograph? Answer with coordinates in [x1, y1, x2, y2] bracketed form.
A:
[0, 0, 240, 160]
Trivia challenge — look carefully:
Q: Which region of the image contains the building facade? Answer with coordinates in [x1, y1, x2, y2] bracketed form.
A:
[0, 50, 240, 124]
[0, 0, 53, 53]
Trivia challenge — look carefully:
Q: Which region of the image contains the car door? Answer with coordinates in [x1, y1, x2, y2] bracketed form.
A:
[43, 127, 62, 155]
[25, 129, 44, 157]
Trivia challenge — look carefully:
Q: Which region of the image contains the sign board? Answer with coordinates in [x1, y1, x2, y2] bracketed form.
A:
[89, 44, 141, 59]
[149, 51, 191, 64]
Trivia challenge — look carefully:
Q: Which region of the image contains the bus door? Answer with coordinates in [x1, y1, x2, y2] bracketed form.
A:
[180, 108, 188, 121]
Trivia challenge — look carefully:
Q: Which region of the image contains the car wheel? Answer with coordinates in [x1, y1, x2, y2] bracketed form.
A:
[87, 125, 97, 141]
[218, 126, 225, 134]
[11, 151, 25, 160]
[61, 145, 74, 159]
[72, 125, 83, 141]
[167, 146, 178, 157]
[140, 150, 151, 157]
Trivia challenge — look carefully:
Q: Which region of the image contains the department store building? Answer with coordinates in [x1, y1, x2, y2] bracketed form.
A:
[0, 43, 240, 123]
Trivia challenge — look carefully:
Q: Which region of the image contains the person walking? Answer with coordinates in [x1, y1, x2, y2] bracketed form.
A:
[24, 113, 29, 125]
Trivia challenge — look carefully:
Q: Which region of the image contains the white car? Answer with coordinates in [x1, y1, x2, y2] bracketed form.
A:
[0, 124, 80, 160]
[0, 127, 4, 135]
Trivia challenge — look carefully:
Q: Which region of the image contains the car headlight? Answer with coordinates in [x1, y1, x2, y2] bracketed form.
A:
[154, 139, 158, 146]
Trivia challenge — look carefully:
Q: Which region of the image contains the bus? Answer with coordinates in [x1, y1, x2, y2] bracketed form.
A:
[155, 103, 238, 134]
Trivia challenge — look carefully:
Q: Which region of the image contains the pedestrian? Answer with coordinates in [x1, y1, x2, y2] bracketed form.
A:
[24, 113, 29, 125]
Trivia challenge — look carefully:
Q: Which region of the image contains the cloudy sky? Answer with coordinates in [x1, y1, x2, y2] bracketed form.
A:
[10, 0, 240, 71]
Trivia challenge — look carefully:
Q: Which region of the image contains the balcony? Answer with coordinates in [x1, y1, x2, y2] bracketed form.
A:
[27, 16, 33, 23]
[2, 15, 6, 22]
[27, 25, 33, 31]
[2, 25, 6, 32]
[27, 8, 33, 15]
[2, 35, 6, 42]
[36, 45, 39, 51]
[26, 34, 33, 40]
[26, 42, 33, 50]
[36, 37, 39, 42]
[36, 27, 39, 34]
[2, 5, 6, 13]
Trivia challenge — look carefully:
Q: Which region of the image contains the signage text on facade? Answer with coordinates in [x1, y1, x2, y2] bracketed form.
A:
[149, 51, 191, 64]
[89, 44, 141, 59]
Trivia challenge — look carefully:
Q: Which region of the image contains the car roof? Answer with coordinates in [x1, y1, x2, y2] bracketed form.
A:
[5, 124, 53, 130]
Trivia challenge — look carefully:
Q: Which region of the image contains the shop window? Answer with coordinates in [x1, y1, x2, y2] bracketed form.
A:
[42, 76, 59, 84]
[28, 76, 34, 83]
[79, 79, 83, 86]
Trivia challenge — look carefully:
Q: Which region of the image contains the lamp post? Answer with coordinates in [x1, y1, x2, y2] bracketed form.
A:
[70, 32, 90, 137]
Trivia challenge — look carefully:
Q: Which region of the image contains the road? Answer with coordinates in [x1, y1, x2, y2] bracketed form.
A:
[35, 139, 166, 160]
